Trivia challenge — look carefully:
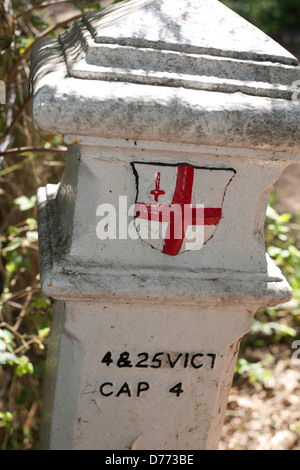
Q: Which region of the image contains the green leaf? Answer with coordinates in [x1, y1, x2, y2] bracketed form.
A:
[0, 328, 14, 353]
[0, 352, 18, 365]
[251, 319, 297, 338]
[0, 411, 13, 427]
[267, 245, 282, 258]
[32, 297, 49, 309]
[26, 218, 37, 230]
[38, 327, 50, 340]
[6, 238, 22, 249]
[14, 195, 36, 211]
[25, 362, 34, 375]
[8, 226, 20, 236]
[235, 358, 272, 384]
[15, 356, 34, 377]
[26, 231, 38, 241]
[268, 321, 297, 338]
[0, 329, 13, 341]
[266, 205, 280, 221]
[279, 213, 292, 223]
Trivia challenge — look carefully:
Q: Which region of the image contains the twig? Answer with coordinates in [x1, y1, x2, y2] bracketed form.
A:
[23, 401, 38, 433]
[13, 290, 33, 331]
[0, 321, 30, 352]
[14, 336, 43, 355]
[1, 242, 22, 253]
[6, 301, 24, 309]
[16, 1, 87, 19]
[2, 95, 32, 139]
[0, 146, 67, 157]
[0, 154, 36, 176]
[41, 160, 65, 166]
[2, 287, 40, 304]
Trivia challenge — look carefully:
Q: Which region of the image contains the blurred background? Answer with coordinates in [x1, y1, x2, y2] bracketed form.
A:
[0, 0, 300, 450]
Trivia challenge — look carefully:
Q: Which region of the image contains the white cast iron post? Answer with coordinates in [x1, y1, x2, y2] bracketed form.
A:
[30, 0, 300, 450]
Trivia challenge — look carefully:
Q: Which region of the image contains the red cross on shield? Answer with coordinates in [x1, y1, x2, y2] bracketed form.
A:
[131, 163, 235, 256]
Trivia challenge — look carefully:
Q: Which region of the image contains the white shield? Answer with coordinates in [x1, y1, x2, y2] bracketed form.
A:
[131, 163, 235, 256]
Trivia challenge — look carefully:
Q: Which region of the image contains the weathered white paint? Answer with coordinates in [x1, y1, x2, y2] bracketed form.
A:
[82, 0, 296, 65]
[36, 144, 293, 300]
[40, 300, 254, 450]
[31, 0, 300, 451]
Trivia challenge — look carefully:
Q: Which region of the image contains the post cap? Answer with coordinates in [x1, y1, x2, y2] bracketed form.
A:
[31, 0, 300, 153]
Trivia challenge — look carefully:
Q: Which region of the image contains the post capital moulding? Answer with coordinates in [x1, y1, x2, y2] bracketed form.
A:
[30, 0, 300, 153]
[31, 0, 300, 306]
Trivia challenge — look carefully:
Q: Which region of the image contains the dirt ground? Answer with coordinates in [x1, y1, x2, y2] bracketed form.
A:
[219, 346, 300, 450]
[274, 164, 300, 215]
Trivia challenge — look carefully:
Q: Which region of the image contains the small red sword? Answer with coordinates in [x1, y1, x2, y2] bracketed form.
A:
[150, 172, 165, 202]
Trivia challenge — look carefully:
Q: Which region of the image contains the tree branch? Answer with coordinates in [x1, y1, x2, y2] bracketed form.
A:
[0, 146, 67, 157]
[7, 13, 83, 83]
[2, 95, 32, 139]
[16, 1, 87, 19]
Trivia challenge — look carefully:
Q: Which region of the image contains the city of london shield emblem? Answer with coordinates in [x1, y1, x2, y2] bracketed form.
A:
[131, 163, 235, 256]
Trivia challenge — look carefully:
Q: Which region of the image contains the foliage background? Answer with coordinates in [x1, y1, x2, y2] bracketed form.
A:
[0, 0, 300, 450]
